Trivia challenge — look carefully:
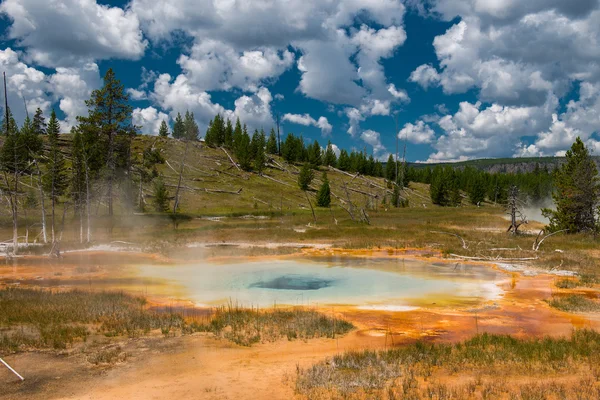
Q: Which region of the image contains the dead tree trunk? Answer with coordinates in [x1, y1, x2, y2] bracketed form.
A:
[507, 185, 527, 235]
[35, 165, 47, 243]
[304, 191, 317, 225]
[84, 153, 91, 243]
[173, 140, 189, 214]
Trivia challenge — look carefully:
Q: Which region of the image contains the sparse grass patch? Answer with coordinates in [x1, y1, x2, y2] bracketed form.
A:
[187, 304, 354, 346]
[547, 295, 600, 312]
[295, 330, 600, 399]
[0, 288, 353, 352]
[0, 288, 185, 352]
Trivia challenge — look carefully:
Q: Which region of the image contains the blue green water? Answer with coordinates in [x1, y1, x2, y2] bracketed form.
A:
[137, 257, 505, 309]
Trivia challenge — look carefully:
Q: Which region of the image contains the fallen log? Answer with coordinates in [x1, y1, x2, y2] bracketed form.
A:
[220, 147, 241, 172]
[449, 254, 539, 261]
[262, 173, 294, 187]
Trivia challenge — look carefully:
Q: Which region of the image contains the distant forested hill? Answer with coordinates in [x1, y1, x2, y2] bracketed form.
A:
[407, 157, 600, 174]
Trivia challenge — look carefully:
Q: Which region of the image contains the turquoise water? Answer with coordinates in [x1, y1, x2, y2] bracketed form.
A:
[137, 257, 506, 309]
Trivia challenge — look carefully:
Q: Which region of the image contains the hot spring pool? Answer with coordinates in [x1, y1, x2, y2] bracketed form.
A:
[136, 256, 506, 309]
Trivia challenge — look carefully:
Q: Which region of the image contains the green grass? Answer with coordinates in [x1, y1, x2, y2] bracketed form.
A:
[295, 330, 600, 399]
[547, 295, 600, 312]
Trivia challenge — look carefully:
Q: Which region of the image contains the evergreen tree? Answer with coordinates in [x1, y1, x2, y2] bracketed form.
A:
[323, 141, 337, 167]
[32, 108, 47, 135]
[298, 163, 314, 190]
[236, 125, 252, 171]
[249, 129, 260, 160]
[77, 68, 136, 216]
[308, 140, 322, 166]
[1, 107, 18, 136]
[373, 160, 383, 177]
[430, 167, 449, 206]
[253, 130, 267, 173]
[542, 137, 599, 233]
[206, 114, 224, 147]
[337, 149, 351, 171]
[1, 114, 42, 174]
[282, 133, 296, 162]
[233, 118, 243, 151]
[184, 111, 199, 141]
[392, 183, 401, 207]
[152, 176, 170, 212]
[159, 120, 169, 137]
[42, 110, 68, 242]
[468, 174, 487, 205]
[172, 112, 185, 139]
[316, 172, 331, 207]
[224, 118, 234, 149]
[266, 128, 278, 155]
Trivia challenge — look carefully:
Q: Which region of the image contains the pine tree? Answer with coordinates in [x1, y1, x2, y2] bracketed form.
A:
[173, 112, 185, 139]
[323, 141, 337, 167]
[1, 107, 18, 136]
[159, 120, 169, 137]
[32, 108, 46, 135]
[337, 149, 351, 171]
[385, 154, 395, 181]
[224, 118, 234, 149]
[266, 128, 278, 155]
[233, 118, 243, 151]
[152, 176, 170, 212]
[298, 163, 314, 190]
[249, 129, 260, 160]
[392, 183, 401, 207]
[430, 167, 448, 206]
[308, 140, 321, 166]
[468, 174, 486, 205]
[253, 130, 267, 173]
[542, 137, 599, 233]
[236, 125, 252, 171]
[316, 172, 331, 207]
[206, 114, 224, 147]
[282, 134, 295, 162]
[43, 110, 68, 243]
[184, 111, 199, 141]
[77, 68, 136, 216]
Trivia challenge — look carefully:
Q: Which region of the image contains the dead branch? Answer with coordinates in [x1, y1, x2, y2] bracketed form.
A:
[430, 231, 468, 249]
[533, 229, 569, 251]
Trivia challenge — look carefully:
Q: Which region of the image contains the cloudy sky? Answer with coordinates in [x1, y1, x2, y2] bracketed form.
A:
[1, 0, 599, 162]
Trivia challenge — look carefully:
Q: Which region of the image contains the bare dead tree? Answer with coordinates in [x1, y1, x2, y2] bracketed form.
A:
[506, 185, 528, 235]
[34, 161, 47, 243]
[173, 140, 190, 214]
[304, 190, 317, 225]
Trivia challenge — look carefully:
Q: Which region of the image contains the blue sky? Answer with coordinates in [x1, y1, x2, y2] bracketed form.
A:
[1, 0, 599, 162]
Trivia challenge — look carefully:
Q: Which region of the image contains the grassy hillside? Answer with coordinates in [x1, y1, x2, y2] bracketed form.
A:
[132, 135, 434, 216]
